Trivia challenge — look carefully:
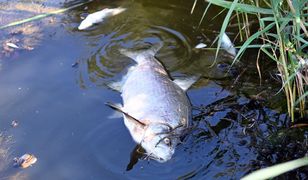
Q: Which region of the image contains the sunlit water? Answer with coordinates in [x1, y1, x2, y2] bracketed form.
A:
[0, 0, 304, 179]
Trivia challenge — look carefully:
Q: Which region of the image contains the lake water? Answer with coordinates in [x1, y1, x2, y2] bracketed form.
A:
[0, 0, 306, 179]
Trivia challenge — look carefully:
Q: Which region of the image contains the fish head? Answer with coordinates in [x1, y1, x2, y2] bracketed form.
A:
[78, 16, 97, 30]
[141, 123, 178, 163]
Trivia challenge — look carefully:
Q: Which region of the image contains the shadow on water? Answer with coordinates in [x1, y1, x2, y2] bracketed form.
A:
[0, 0, 307, 179]
[126, 145, 145, 171]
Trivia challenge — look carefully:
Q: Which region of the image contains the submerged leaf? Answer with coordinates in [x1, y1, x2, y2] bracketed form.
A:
[14, 154, 37, 169]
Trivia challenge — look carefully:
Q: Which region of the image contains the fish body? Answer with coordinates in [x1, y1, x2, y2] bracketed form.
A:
[108, 43, 196, 162]
[194, 42, 207, 49]
[78, 7, 126, 30]
[221, 33, 237, 56]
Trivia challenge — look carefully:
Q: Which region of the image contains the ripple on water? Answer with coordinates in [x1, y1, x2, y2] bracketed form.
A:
[77, 22, 192, 88]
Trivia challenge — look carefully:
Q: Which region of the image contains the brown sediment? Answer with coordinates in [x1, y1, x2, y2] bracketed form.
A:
[0, 1, 62, 58]
[0, 132, 13, 174]
[0, 132, 29, 180]
[14, 153, 37, 169]
[7, 172, 28, 180]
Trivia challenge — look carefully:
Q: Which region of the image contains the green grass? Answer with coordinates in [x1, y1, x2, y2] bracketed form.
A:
[196, 0, 308, 122]
[194, 0, 308, 177]
[241, 157, 308, 180]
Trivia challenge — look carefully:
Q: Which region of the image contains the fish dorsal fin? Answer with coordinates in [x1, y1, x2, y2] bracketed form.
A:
[173, 76, 199, 91]
[106, 66, 135, 92]
[119, 42, 163, 63]
[105, 102, 146, 128]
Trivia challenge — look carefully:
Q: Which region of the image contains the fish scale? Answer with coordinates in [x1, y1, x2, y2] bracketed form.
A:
[122, 60, 188, 127]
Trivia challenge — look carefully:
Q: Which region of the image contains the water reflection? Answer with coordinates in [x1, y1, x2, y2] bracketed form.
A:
[78, 25, 194, 88]
[126, 145, 144, 171]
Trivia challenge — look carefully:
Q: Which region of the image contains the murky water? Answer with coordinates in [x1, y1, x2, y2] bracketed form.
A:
[0, 0, 307, 179]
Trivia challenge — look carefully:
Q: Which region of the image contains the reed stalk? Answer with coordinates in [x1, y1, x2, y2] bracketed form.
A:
[196, 0, 308, 121]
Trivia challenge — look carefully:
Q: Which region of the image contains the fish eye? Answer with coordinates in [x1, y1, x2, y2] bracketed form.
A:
[163, 138, 171, 146]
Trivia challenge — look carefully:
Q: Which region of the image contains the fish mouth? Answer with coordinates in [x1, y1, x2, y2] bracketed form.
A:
[149, 156, 168, 163]
[146, 153, 171, 163]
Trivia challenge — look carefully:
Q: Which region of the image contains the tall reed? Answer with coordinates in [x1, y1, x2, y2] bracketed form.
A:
[194, 0, 308, 121]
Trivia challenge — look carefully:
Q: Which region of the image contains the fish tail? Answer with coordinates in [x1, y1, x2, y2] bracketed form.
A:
[111, 7, 126, 15]
[119, 41, 163, 63]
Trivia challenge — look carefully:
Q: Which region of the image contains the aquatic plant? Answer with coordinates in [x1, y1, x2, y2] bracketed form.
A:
[241, 157, 308, 180]
[193, 0, 307, 121]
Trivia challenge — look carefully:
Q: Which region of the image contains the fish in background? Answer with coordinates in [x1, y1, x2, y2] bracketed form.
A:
[221, 33, 237, 57]
[194, 33, 237, 57]
[78, 7, 126, 30]
[106, 42, 198, 162]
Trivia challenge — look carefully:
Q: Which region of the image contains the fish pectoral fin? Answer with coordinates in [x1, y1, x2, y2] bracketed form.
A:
[105, 102, 146, 128]
[173, 75, 200, 91]
[105, 102, 123, 111]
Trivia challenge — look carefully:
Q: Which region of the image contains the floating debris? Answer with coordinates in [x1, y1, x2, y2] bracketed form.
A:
[6, 43, 19, 49]
[14, 154, 37, 169]
[71, 62, 79, 68]
[194, 42, 207, 49]
[11, 120, 18, 128]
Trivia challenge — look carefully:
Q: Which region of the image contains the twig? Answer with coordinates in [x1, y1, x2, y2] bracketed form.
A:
[232, 67, 247, 86]
[0, 1, 92, 30]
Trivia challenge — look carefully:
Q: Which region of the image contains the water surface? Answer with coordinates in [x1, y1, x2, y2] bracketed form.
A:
[0, 0, 305, 179]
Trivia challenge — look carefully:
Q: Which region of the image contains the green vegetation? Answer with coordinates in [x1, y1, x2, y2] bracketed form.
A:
[241, 157, 308, 180]
[194, 0, 307, 121]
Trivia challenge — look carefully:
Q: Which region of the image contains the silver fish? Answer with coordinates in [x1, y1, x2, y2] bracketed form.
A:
[78, 7, 126, 30]
[107, 43, 197, 162]
[221, 33, 237, 57]
[194, 42, 207, 49]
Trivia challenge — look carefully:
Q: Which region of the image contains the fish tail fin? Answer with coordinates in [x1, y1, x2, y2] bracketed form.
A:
[111, 7, 126, 16]
[119, 41, 163, 63]
[173, 75, 200, 91]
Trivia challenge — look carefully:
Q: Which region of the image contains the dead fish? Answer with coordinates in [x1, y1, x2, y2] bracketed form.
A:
[106, 42, 198, 163]
[78, 7, 126, 30]
[221, 33, 237, 57]
[14, 154, 37, 168]
[194, 42, 207, 49]
[6, 42, 19, 49]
